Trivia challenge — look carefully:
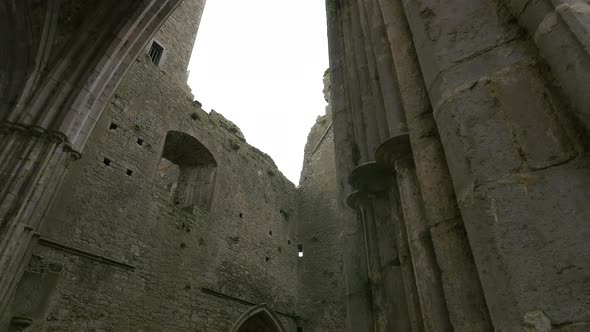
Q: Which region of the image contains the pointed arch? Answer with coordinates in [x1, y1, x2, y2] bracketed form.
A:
[230, 304, 286, 332]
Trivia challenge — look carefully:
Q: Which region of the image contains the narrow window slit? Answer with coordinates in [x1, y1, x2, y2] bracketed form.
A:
[298, 244, 303, 258]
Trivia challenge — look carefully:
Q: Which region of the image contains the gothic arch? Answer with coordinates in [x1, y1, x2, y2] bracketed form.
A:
[230, 304, 286, 332]
[0, 0, 184, 316]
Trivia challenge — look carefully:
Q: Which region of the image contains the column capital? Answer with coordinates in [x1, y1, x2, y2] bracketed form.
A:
[348, 161, 394, 193]
[375, 133, 412, 168]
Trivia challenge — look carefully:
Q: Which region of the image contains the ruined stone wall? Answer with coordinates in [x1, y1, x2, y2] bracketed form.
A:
[147, 0, 206, 87]
[2, 1, 307, 330]
[297, 109, 347, 331]
[15, 51, 300, 331]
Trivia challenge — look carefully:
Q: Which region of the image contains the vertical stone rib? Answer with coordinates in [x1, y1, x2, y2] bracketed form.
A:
[341, 1, 370, 163]
[395, 156, 451, 332]
[378, 0, 493, 330]
[0, 128, 75, 317]
[347, 0, 382, 158]
[363, 0, 408, 138]
[356, 0, 390, 142]
[386, 189, 425, 332]
[326, 1, 374, 331]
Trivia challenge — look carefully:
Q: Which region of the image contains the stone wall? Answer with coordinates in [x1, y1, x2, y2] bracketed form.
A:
[1, 1, 312, 329]
[1, 1, 353, 330]
[326, 0, 590, 330]
[147, 0, 206, 88]
[297, 109, 347, 331]
[12, 51, 301, 331]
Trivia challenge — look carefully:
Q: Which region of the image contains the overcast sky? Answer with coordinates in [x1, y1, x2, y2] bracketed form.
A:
[187, 0, 329, 185]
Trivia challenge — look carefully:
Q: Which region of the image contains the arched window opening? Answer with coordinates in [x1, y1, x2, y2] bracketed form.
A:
[155, 131, 217, 214]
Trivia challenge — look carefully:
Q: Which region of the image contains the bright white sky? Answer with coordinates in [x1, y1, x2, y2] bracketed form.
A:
[187, 0, 329, 185]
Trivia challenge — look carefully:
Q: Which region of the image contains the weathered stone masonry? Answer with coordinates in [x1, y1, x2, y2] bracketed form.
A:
[327, 0, 590, 331]
[1, 1, 347, 331]
[2, 0, 590, 330]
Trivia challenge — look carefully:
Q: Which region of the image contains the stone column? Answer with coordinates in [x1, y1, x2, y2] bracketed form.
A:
[376, 135, 451, 332]
[348, 162, 414, 332]
[402, 0, 589, 328]
[379, 190, 424, 332]
[376, 0, 494, 329]
[504, 0, 590, 131]
[326, 1, 375, 331]
[0, 124, 79, 316]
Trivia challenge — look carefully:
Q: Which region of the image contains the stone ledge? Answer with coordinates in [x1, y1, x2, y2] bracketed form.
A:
[37, 237, 135, 271]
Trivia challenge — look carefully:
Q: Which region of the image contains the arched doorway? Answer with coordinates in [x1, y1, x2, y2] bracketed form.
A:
[230, 304, 286, 332]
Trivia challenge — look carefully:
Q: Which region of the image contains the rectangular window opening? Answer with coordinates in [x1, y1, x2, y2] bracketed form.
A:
[126, 169, 133, 176]
[109, 123, 118, 130]
[148, 41, 164, 65]
[103, 158, 111, 166]
[137, 138, 144, 146]
[298, 244, 303, 258]
[297, 327, 303, 332]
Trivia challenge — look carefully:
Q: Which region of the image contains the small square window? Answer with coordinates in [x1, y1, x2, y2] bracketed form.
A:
[148, 41, 164, 65]
[126, 169, 133, 176]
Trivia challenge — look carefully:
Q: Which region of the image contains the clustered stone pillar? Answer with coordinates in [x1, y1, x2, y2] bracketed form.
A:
[326, 0, 375, 330]
[376, 135, 451, 332]
[346, 163, 415, 332]
[328, 0, 590, 330]
[0, 124, 79, 316]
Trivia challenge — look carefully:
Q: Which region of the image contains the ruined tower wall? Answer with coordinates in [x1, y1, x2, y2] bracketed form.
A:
[148, 0, 206, 86]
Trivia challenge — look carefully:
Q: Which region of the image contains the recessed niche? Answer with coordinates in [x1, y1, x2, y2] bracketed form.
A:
[103, 158, 111, 166]
[126, 169, 133, 176]
[109, 123, 118, 130]
[156, 131, 218, 214]
[288, 240, 291, 245]
[137, 138, 144, 146]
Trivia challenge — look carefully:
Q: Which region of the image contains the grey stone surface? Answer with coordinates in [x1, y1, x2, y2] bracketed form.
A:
[3, 0, 590, 330]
